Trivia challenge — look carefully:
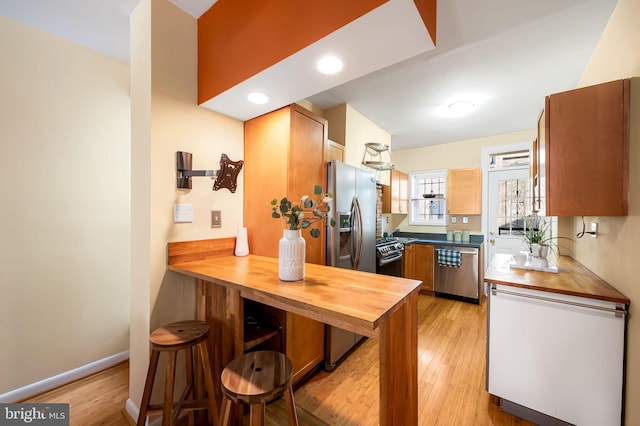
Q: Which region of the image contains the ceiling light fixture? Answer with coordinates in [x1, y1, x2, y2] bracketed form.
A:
[316, 55, 344, 75]
[248, 92, 270, 105]
[447, 101, 475, 115]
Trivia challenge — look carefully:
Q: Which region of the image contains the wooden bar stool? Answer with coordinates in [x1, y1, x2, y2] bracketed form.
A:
[219, 351, 298, 426]
[137, 320, 218, 426]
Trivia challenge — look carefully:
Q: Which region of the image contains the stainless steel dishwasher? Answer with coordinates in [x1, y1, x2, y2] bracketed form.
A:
[433, 245, 481, 304]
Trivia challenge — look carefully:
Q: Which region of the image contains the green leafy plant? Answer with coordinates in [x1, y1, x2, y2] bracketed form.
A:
[271, 185, 336, 238]
[521, 215, 572, 254]
[522, 215, 550, 251]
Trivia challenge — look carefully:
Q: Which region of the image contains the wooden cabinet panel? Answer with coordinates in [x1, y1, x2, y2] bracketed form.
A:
[244, 104, 327, 382]
[403, 244, 434, 292]
[244, 107, 290, 258]
[289, 108, 328, 264]
[530, 137, 540, 213]
[382, 169, 408, 214]
[327, 140, 345, 162]
[535, 108, 547, 215]
[544, 79, 629, 216]
[447, 168, 481, 215]
[285, 312, 325, 383]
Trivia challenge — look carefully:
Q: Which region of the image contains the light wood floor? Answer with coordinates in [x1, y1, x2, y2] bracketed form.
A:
[22, 361, 131, 425]
[23, 294, 534, 425]
[291, 294, 534, 425]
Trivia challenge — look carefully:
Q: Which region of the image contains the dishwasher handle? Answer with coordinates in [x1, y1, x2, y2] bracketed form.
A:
[491, 284, 627, 318]
[435, 247, 478, 256]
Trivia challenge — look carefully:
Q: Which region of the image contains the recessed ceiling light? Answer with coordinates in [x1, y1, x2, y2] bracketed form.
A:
[248, 92, 270, 104]
[316, 55, 344, 75]
[448, 101, 475, 114]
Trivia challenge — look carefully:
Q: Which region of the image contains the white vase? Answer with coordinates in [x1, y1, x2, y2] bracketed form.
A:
[235, 227, 249, 256]
[539, 244, 549, 259]
[279, 229, 306, 281]
[531, 243, 549, 259]
[531, 243, 540, 258]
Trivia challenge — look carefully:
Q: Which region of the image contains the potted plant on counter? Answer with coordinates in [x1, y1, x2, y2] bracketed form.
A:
[521, 215, 574, 260]
[522, 215, 552, 258]
[271, 185, 336, 281]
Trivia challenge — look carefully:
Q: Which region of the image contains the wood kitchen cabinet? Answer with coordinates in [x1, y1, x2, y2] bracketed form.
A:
[447, 168, 481, 215]
[244, 103, 326, 382]
[382, 169, 408, 214]
[533, 107, 546, 214]
[327, 139, 345, 162]
[540, 79, 630, 216]
[403, 243, 434, 292]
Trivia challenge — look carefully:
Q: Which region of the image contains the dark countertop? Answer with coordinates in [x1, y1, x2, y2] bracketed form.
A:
[394, 232, 484, 249]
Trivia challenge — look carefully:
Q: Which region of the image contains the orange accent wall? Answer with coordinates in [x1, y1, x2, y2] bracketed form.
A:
[197, 0, 437, 104]
[197, 0, 387, 104]
[413, 0, 437, 45]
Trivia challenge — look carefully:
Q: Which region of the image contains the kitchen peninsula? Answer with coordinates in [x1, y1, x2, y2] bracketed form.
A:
[167, 238, 422, 425]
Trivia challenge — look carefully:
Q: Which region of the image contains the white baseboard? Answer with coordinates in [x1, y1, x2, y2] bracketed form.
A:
[0, 350, 129, 403]
[126, 397, 162, 426]
[125, 398, 140, 425]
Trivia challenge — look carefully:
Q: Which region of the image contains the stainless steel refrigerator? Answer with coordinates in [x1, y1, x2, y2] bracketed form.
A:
[325, 160, 377, 370]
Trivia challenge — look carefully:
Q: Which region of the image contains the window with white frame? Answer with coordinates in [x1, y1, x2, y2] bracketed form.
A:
[409, 169, 447, 225]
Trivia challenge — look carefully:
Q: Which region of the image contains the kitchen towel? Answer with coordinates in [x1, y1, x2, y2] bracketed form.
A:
[437, 248, 461, 267]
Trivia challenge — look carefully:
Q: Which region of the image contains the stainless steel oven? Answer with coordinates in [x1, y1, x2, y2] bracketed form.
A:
[376, 240, 404, 277]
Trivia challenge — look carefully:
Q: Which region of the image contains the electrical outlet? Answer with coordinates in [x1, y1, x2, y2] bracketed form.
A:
[451, 216, 457, 224]
[591, 222, 598, 238]
[211, 210, 221, 228]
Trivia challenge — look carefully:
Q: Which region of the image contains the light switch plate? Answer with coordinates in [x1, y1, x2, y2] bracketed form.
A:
[211, 210, 221, 228]
[462, 216, 469, 224]
[174, 204, 193, 223]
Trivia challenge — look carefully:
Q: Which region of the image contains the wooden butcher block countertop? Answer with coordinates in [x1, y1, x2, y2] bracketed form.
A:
[484, 254, 629, 305]
[169, 253, 422, 337]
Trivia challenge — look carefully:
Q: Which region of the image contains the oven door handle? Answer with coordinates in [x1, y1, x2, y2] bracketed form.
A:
[379, 253, 403, 266]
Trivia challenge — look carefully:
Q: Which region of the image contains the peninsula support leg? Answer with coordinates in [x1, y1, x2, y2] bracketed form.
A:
[379, 293, 418, 425]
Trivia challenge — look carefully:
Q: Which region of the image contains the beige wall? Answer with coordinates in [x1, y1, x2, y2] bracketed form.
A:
[561, 0, 640, 423]
[324, 103, 347, 146]
[345, 105, 393, 186]
[317, 103, 392, 183]
[129, 0, 244, 411]
[0, 16, 131, 393]
[391, 130, 536, 233]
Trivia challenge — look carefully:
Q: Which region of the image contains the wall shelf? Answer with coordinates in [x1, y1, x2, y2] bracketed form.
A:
[362, 142, 394, 171]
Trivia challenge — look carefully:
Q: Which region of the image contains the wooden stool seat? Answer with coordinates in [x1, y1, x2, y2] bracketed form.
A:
[137, 320, 218, 426]
[149, 320, 210, 349]
[219, 351, 298, 426]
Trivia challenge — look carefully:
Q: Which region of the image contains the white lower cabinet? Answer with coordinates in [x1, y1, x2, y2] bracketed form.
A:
[487, 284, 626, 426]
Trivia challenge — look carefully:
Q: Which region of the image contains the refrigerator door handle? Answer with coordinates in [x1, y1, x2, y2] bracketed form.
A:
[352, 197, 363, 270]
[350, 199, 357, 268]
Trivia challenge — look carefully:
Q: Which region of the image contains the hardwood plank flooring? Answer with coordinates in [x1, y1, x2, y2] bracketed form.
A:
[21, 361, 131, 425]
[21, 294, 534, 425]
[290, 294, 535, 425]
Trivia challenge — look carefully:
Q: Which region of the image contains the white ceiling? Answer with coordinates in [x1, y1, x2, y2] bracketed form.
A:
[0, 0, 618, 150]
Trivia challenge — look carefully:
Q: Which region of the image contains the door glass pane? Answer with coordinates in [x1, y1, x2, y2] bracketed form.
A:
[496, 178, 531, 236]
